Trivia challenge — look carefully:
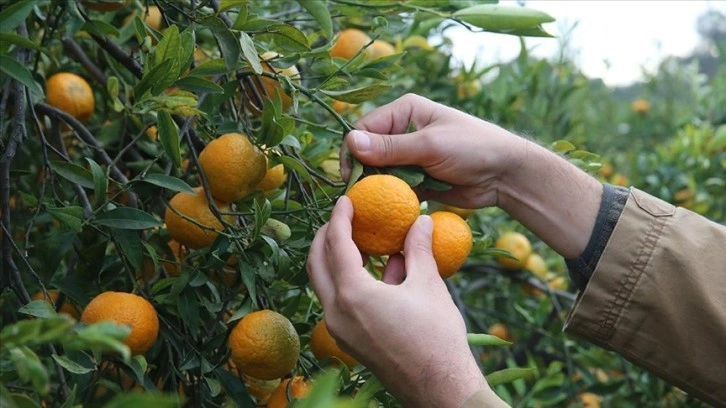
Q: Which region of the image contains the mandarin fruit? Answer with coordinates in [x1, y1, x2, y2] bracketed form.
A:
[81, 292, 159, 355]
[165, 187, 234, 249]
[46, 73, 95, 123]
[310, 318, 358, 368]
[430, 211, 473, 279]
[229, 310, 300, 380]
[347, 175, 419, 256]
[198, 133, 267, 203]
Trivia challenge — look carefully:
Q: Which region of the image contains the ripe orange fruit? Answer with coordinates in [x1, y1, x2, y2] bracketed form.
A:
[346, 174, 420, 256]
[430, 211, 473, 279]
[81, 292, 159, 355]
[631, 98, 650, 115]
[256, 163, 286, 194]
[142, 5, 162, 30]
[165, 187, 234, 249]
[228, 310, 300, 380]
[368, 39, 396, 59]
[579, 392, 602, 408]
[488, 323, 512, 342]
[310, 318, 358, 368]
[331, 100, 356, 115]
[31, 289, 79, 319]
[83, 0, 130, 11]
[523, 253, 548, 280]
[243, 51, 300, 116]
[46, 73, 95, 123]
[240, 373, 280, 405]
[267, 376, 311, 408]
[442, 204, 476, 219]
[495, 232, 532, 270]
[198, 133, 267, 203]
[330, 28, 371, 60]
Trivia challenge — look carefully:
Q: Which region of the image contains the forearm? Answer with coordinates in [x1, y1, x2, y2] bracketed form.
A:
[497, 139, 602, 259]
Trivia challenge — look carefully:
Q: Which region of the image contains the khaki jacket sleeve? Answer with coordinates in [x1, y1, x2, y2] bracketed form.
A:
[564, 188, 726, 407]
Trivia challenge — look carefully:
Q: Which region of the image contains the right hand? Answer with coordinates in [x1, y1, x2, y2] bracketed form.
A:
[341, 93, 529, 209]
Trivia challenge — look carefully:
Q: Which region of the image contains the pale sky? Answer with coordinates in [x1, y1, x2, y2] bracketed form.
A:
[447, 0, 726, 86]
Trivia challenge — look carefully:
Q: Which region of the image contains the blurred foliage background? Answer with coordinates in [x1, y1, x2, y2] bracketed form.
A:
[1, 0, 724, 407]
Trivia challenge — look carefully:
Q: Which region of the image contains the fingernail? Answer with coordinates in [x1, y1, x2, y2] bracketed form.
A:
[351, 130, 371, 152]
[418, 215, 433, 234]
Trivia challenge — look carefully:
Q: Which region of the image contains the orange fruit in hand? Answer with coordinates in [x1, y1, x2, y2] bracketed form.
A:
[310, 318, 358, 368]
[198, 133, 267, 203]
[164, 187, 234, 249]
[243, 51, 300, 116]
[81, 292, 159, 355]
[228, 310, 300, 380]
[347, 174, 420, 256]
[495, 231, 532, 270]
[430, 211, 473, 279]
[368, 39, 396, 58]
[330, 28, 371, 60]
[46, 73, 95, 123]
[32, 289, 79, 319]
[267, 376, 311, 408]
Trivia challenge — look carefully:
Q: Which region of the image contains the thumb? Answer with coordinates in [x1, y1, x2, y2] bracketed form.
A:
[345, 129, 429, 168]
[403, 215, 440, 283]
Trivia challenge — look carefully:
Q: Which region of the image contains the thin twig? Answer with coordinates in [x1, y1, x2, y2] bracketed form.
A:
[62, 37, 108, 86]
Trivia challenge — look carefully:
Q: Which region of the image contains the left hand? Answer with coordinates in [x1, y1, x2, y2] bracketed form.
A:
[306, 196, 493, 408]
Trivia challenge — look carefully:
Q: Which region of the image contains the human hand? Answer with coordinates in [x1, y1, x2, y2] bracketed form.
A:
[342, 93, 603, 259]
[341, 93, 528, 209]
[307, 196, 501, 408]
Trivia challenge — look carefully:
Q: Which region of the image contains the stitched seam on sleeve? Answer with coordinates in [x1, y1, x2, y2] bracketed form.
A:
[596, 214, 669, 339]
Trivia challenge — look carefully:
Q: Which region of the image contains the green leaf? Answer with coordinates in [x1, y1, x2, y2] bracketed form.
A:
[152, 24, 181, 71]
[18, 300, 57, 319]
[114, 229, 144, 272]
[0, 0, 36, 32]
[0, 316, 73, 349]
[0, 32, 48, 55]
[10, 346, 49, 395]
[95, 207, 161, 230]
[452, 4, 555, 31]
[134, 58, 174, 97]
[105, 393, 183, 408]
[279, 156, 313, 184]
[297, 0, 333, 39]
[47, 206, 84, 232]
[0, 55, 44, 97]
[190, 58, 231, 76]
[256, 24, 311, 52]
[467, 333, 513, 347]
[239, 31, 262, 74]
[174, 76, 224, 94]
[135, 173, 195, 193]
[486, 367, 537, 387]
[321, 84, 392, 104]
[218, 0, 246, 13]
[67, 321, 131, 360]
[294, 369, 340, 408]
[50, 161, 94, 188]
[52, 354, 94, 375]
[551, 140, 576, 153]
[157, 111, 182, 169]
[388, 166, 425, 187]
[86, 158, 108, 208]
[203, 16, 241, 70]
[214, 367, 254, 406]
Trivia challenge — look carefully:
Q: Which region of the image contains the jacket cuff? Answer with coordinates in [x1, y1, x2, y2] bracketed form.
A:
[566, 183, 629, 291]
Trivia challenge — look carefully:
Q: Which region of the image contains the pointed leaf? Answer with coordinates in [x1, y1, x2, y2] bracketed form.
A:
[297, 0, 333, 39]
[321, 84, 391, 104]
[486, 367, 537, 387]
[95, 208, 161, 230]
[52, 354, 94, 375]
[452, 5, 555, 31]
[0, 55, 44, 97]
[174, 76, 224, 94]
[86, 158, 108, 208]
[239, 32, 262, 74]
[467, 333, 513, 347]
[157, 111, 182, 169]
[135, 173, 195, 193]
[0, 0, 36, 31]
[50, 161, 94, 188]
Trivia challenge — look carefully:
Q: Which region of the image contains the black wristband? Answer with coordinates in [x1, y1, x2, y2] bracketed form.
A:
[566, 184, 630, 292]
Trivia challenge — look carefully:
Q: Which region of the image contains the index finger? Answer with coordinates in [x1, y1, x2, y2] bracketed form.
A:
[354, 93, 439, 135]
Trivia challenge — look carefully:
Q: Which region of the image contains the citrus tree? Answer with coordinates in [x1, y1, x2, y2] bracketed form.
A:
[2, 1, 722, 407]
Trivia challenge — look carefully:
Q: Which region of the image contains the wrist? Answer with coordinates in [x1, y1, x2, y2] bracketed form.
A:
[497, 139, 602, 259]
